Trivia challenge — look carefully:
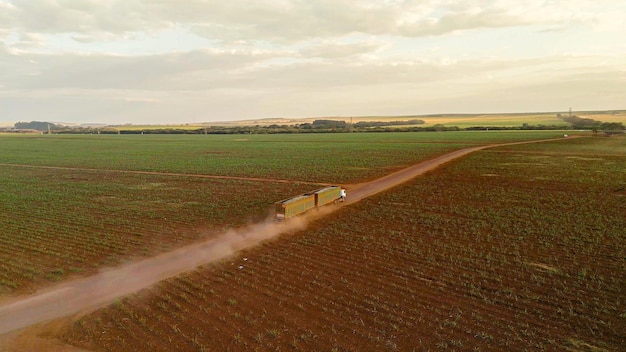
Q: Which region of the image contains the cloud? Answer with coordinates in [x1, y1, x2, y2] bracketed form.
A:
[2, 60, 623, 124]
[2, 0, 616, 44]
[396, 0, 605, 36]
[2, 0, 155, 36]
[183, 1, 401, 43]
[299, 40, 384, 58]
[0, 48, 282, 90]
[7, 32, 45, 49]
[121, 97, 160, 103]
[0, 0, 624, 124]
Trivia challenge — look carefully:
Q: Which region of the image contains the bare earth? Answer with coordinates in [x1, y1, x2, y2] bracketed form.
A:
[0, 137, 577, 350]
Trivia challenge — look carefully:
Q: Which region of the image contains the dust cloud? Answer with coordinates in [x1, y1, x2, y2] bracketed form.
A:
[0, 216, 310, 335]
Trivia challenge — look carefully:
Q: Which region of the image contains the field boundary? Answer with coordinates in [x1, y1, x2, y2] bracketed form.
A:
[0, 163, 327, 186]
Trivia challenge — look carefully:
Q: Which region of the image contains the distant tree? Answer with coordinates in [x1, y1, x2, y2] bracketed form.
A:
[561, 115, 600, 128]
[354, 119, 425, 128]
[601, 122, 625, 131]
[312, 120, 347, 128]
[14, 121, 63, 131]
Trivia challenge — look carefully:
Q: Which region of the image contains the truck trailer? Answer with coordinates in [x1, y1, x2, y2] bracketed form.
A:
[274, 186, 343, 220]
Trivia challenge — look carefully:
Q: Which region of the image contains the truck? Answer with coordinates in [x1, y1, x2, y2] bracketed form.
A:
[274, 186, 343, 220]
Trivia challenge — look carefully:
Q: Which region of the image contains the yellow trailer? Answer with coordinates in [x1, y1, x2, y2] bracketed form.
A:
[313, 186, 342, 206]
[274, 186, 344, 220]
[274, 193, 316, 220]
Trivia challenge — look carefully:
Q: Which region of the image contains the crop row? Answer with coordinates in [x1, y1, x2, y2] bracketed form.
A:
[59, 136, 624, 351]
[0, 132, 576, 295]
[0, 167, 314, 293]
[0, 132, 570, 184]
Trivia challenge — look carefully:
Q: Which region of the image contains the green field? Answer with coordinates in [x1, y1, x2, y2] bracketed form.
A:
[1, 130, 624, 351]
[420, 114, 567, 127]
[0, 131, 578, 294]
[0, 131, 573, 184]
[57, 134, 625, 351]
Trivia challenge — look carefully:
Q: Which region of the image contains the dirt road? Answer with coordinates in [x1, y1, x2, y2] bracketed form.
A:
[345, 145, 487, 203]
[0, 137, 576, 336]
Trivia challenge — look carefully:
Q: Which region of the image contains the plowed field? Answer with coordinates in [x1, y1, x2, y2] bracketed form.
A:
[0, 132, 566, 296]
[48, 136, 625, 351]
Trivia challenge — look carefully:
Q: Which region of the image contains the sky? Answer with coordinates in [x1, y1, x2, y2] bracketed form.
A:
[1, 0, 625, 125]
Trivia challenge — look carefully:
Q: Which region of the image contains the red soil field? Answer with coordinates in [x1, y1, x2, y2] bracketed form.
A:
[2, 136, 624, 351]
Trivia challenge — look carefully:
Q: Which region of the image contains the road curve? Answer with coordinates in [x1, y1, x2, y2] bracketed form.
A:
[0, 136, 577, 335]
[345, 145, 486, 203]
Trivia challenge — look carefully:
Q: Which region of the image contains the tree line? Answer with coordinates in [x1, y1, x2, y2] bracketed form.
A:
[7, 117, 624, 135]
[560, 115, 624, 131]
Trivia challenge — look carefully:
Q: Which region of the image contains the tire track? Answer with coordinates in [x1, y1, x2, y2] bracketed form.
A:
[0, 163, 326, 186]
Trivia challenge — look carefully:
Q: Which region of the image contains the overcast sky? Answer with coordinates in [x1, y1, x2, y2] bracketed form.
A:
[1, 0, 624, 125]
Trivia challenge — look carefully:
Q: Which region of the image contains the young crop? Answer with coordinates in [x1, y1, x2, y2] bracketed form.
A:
[9, 133, 625, 351]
